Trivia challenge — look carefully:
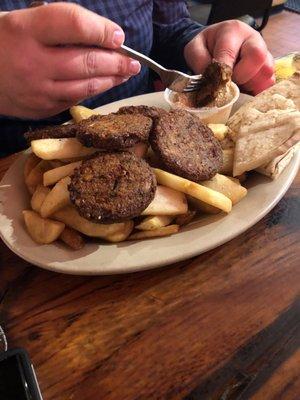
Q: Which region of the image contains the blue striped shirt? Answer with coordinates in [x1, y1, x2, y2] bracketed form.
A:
[0, 1, 203, 155]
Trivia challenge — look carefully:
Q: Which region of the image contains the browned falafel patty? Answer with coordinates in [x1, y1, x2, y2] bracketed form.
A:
[76, 113, 152, 150]
[69, 152, 157, 223]
[116, 105, 167, 121]
[150, 110, 223, 181]
[24, 123, 76, 143]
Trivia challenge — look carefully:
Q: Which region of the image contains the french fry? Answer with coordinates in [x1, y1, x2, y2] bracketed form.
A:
[31, 138, 96, 160]
[202, 174, 247, 205]
[59, 227, 84, 250]
[136, 215, 173, 231]
[40, 176, 71, 218]
[188, 173, 247, 214]
[31, 185, 51, 213]
[70, 105, 99, 122]
[208, 124, 229, 141]
[220, 148, 234, 175]
[128, 225, 179, 240]
[142, 185, 188, 216]
[153, 169, 232, 213]
[24, 153, 40, 179]
[23, 210, 65, 244]
[43, 161, 82, 186]
[228, 176, 241, 185]
[53, 206, 132, 238]
[25, 160, 52, 194]
[174, 211, 196, 226]
[105, 221, 134, 242]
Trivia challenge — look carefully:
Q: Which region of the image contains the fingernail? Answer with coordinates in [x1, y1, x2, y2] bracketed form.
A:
[121, 76, 130, 83]
[112, 30, 124, 47]
[129, 60, 141, 75]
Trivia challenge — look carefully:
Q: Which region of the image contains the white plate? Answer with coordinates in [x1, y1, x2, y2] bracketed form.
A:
[0, 92, 299, 275]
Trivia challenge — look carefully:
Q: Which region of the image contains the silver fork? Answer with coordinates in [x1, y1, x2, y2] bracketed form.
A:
[117, 44, 202, 93]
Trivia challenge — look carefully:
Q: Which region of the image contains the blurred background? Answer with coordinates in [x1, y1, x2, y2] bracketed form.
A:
[187, 0, 300, 57]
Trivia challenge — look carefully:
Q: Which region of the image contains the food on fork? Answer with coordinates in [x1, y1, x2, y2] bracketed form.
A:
[173, 60, 233, 109]
[150, 109, 223, 181]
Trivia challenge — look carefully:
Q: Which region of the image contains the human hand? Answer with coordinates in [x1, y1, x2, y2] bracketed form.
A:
[0, 2, 141, 119]
[184, 20, 275, 95]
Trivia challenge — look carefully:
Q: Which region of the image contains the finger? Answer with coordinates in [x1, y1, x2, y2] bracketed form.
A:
[233, 36, 269, 85]
[30, 3, 124, 48]
[49, 76, 130, 103]
[243, 73, 275, 95]
[184, 34, 212, 74]
[211, 24, 247, 67]
[240, 51, 274, 94]
[241, 53, 275, 94]
[46, 47, 141, 80]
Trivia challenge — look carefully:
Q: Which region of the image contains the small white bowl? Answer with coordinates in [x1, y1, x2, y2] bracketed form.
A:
[164, 81, 240, 124]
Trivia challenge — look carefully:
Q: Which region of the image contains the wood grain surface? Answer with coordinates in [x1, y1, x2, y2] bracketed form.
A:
[0, 155, 299, 400]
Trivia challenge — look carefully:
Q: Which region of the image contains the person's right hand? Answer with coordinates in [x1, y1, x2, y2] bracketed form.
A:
[0, 2, 141, 119]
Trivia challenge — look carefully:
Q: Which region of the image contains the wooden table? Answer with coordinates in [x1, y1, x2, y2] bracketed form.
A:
[0, 153, 299, 400]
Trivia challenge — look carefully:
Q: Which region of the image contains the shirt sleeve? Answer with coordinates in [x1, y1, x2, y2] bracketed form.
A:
[151, 0, 205, 71]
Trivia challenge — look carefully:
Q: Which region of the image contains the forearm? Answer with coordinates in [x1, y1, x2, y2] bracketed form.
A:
[151, 0, 204, 71]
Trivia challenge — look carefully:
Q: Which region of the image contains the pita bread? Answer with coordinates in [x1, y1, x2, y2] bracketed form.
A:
[228, 73, 300, 177]
[233, 110, 300, 176]
[256, 142, 300, 179]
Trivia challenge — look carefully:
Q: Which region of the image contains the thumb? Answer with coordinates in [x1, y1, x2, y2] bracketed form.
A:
[31, 3, 125, 48]
[184, 33, 212, 74]
[212, 31, 242, 68]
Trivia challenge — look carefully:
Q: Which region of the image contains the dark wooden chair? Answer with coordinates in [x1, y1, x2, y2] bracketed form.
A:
[188, 0, 273, 31]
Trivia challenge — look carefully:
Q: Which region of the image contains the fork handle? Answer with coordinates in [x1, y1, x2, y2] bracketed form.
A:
[116, 45, 166, 77]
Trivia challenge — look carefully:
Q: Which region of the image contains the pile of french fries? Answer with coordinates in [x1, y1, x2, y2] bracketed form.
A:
[22, 105, 247, 250]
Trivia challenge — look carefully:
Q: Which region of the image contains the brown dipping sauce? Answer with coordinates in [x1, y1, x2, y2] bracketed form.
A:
[173, 83, 234, 109]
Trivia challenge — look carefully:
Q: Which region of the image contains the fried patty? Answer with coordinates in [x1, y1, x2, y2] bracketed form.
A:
[195, 60, 232, 107]
[116, 105, 167, 121]
[150, 110, 223, 181]
[24, 124, 76, 143]
[69, 152, 157, 223]
[75, 113, 152, 150]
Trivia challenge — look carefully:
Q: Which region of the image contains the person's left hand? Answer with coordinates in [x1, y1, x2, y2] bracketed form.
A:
[184, 20, 275, 95]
